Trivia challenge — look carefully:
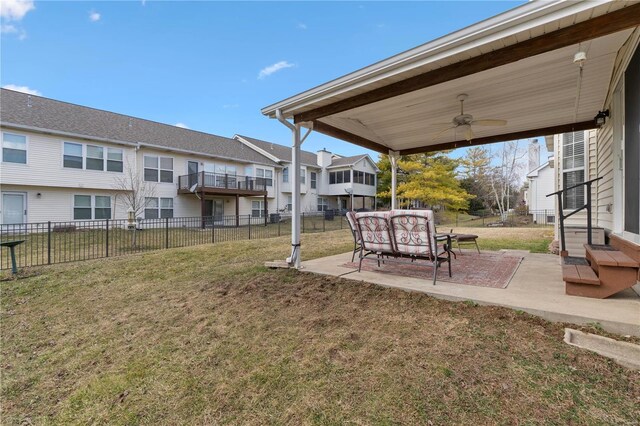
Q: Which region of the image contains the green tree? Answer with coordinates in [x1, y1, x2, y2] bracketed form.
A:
[376, 152, 471, 211]
[459, 147, 493, 212]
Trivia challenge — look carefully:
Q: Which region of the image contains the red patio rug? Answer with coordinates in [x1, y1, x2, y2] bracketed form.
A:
[342, 252, 523, 289]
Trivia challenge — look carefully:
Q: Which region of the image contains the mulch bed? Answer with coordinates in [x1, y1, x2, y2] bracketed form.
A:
[343, 251, 523, 288]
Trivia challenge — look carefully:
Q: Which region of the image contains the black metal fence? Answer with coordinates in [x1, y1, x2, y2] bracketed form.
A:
[436, 209, 556, 228]
[0, 212, 349, 270]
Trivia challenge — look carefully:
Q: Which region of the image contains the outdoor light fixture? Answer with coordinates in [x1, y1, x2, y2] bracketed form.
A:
[573, 51, 587, 67]
[594, 110, 609, 127]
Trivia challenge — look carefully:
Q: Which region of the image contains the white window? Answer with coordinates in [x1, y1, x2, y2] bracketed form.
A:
[2, 132, 27, 164]
[300, 168, 306, 184]
[107, 148, 124, 172]
[283, 167, 289, 183]
[73, 195, 111, 220]
[252, 200, 265, 217]
[286, 195, 292, 212]
[64, 142, 83, 169]
[317, 197, 328, 212]
[144, 155, 173, 183]
[86, 145, 104, 171]
[144, 197, 174, 219]
[562, 132, 585, 210]
[63, 142, 123, 172]
[256, 168, 273, 187]
[329, 170, 350, 184]
[310, 172, 317, 189]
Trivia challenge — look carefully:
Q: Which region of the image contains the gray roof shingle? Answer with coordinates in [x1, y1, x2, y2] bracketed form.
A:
[235, 134, 319, 167]
[0, 89, 279, 167]
[327, 154, 368, 168]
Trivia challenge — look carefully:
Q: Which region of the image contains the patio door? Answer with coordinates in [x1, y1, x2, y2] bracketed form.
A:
[203, 199, 224, 225]
[187, 161, 199, 189]
[1, 192, 27, 225]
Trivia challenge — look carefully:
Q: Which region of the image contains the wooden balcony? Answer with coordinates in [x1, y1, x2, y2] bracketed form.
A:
[178, 172, 268, 196]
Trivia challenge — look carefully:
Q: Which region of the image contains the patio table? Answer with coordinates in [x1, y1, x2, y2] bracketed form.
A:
[436, 233, 457, 259]
[0, 240, 25, 275]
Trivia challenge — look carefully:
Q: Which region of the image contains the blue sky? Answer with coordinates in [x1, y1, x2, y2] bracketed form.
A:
[2, 0, 549, 165]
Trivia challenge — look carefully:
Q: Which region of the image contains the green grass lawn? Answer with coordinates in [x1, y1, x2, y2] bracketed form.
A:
[1, 229, 637, 424]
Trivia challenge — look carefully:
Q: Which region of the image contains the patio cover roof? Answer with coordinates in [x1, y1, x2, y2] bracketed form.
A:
[262, 1, 640, 154]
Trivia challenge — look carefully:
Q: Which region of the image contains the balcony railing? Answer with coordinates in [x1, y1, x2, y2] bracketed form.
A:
[178, 172, 268, 194]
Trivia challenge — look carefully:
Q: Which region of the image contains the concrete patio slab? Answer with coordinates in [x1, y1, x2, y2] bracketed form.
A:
[302, 251, 640, 337]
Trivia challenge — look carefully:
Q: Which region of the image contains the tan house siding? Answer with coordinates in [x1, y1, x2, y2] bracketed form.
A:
[596, 29, 640, 234]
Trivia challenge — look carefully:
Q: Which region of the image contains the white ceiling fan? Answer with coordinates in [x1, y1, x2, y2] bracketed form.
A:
[430, 94, 507, 142]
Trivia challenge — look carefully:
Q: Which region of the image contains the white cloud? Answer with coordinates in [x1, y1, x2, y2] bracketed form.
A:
[89, 11, 101, 22]
[258, 61, 295, 80]
[2, 84, 41, 96]
[1, 0, 34, 39]
[1, 23, 17, 33]
[174, 123, 189, 129]
[296, 22, 307, 30]
[0, 0, 35, 21]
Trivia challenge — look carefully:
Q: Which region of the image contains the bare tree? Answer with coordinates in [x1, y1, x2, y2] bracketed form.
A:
[112, 160, 156, 247]
[488, 141, 526, 221]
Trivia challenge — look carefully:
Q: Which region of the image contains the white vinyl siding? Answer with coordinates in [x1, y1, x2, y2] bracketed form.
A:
[2, 132, 27, 164]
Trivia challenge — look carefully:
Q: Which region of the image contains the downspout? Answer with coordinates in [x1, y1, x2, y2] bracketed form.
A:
[276, 110, 312, 269]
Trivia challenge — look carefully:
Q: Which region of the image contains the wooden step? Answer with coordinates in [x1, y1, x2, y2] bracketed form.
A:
[562, 264, 600, 285]
[585, 244, 639, 268]
[569, 244, 640, 298]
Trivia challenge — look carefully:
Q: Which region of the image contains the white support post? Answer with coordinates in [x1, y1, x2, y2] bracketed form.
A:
[389, 150, 399, 210]
[276, 110, 311, 269]
[291, 124, 302, 268]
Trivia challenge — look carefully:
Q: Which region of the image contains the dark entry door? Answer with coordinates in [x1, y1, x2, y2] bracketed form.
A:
[188, 161, 199, 189]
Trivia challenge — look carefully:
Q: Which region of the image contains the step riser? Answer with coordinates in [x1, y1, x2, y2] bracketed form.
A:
[566, 266, 638, 298]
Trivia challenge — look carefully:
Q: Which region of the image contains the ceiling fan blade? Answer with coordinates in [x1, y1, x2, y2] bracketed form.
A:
[471, 119, 507, 126]
[432, 125, 455, 142]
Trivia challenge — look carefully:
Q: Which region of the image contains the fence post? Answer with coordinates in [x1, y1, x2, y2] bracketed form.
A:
[105, 219, 109, 258]
[323, 211, 326, 232]
[340, 212, 343, 229]
[47, 221, 51, 265]
[165, 217, 169, 249]
[302, 212, 305, 234]
[278, 216, 281, 237]
[248, 214, 252, 240]
[211, 219, 215, 244]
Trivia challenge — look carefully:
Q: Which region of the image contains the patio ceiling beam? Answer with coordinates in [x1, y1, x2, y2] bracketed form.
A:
[293, 3, 640, 124]
[399, 120, 596, 155]
[311, 120, 390, 154]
